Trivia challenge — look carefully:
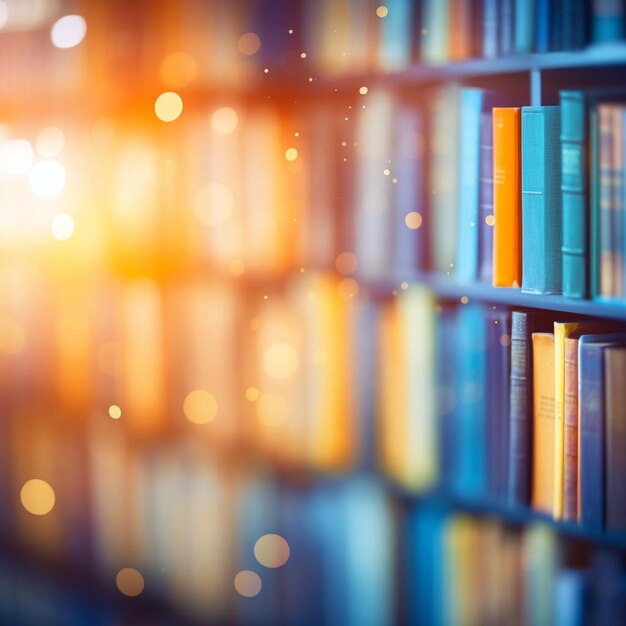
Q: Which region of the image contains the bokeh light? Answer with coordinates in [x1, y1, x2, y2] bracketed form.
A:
[405, 211, 423, 230]
[254, 534, 290, 568]
[20, 479, 55, 516]
[234, 571, 262, 597]
[154, 92, 183, 122]
[108, 405, 122, 419]
[211, 107, 239, 134]
[183, 389, 218, 424]
[376, 6, 389, 18]
[36, 127, 65, 158]
[238, 32, 261, 56]
[116, 568, 145, 597]
[50, 15, 87, 49]
[262, 342, 299, 380]
[256, 392, 289, 426]
[0, 139, 34, 175]
[335, 252, 359, 275]
[50, 213, 74, 240]
[160, 51, 198, 88]
[30, 160, 66, 197]
[285, 148, 298, 161]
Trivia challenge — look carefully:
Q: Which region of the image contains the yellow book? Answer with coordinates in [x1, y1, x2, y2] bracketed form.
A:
[553, 321, 613, 519]
[532, 333, 555, 514]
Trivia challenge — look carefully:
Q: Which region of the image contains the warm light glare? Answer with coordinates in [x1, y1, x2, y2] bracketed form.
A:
[0, 139, 34, 175]
[486, 214, 495, 226]
[376, 6, 389, 18]
[154, 92, 183, 122]
[246, 387, 260, 401]
[211, 107, 239, 134]
[183, 389, 218, 424]
[359, 86, 369, 95]
[30, 160, 66, 197]
[254, 534, 290, 568]
[238, 32, 261, 56]
[405, 211, 423, 230]
[338, 278, 359, 299]
[50, 15, 87, 49]
[335, 252, 359, 275]
[262, 342, 299, 380]
[36, 127, 65, 158]
[50, 213, 74, 240]
[108, 405, 122, 419]
[116, 568, 145, 597]
[20, 479, 55, 516]
[285, 148, 298, 161]
[160, 51, 198, 88]
[234, 571, 262, 597]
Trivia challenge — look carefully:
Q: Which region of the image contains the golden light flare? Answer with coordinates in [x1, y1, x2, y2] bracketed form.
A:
[359, 86, 369, 95]
[30, 160, 66, 198]
[234, 570, 262, 597]
[334, 251, 359, 276]
[183, 389, 218, 424]
[50, 213, 74, 240]
[485, 214, 495, 226]
[20, 479, 55, 516]
[36, 127, 65, 158]
[154, 92, 183, 122]
[0, 139, 34, 175]
[285, 147, 298, 161]
[338, 278, 359, 299]
[254, 534, 290, 568]
[246, 387, 260, 401]
[376, 5, 389, 18]
[116, 568, 145, 597]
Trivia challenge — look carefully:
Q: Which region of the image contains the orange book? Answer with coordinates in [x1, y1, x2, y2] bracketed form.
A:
[493, 107, 522, 287]
[532, 332, 555, 513]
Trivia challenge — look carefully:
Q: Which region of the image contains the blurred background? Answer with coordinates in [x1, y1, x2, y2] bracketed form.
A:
[1, 1, 626, 625]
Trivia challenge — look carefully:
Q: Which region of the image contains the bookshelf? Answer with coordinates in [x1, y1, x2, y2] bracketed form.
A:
[3, 1, 626, 625]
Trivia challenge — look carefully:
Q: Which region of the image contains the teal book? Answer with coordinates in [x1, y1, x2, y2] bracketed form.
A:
[521, 106, 563, 294]
[456, 88, 484, 283]
[421, 0, 450, 63]
[379, 0, 413, 71]
[560, 91, 588, 298]
[592, 0, 625, 43]
[514, 0, 535, 52]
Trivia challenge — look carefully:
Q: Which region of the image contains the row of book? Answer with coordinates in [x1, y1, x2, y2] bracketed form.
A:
[2, 420, 625, 626]
[379, 288, 626, 532]
[416, 85, 626, 301]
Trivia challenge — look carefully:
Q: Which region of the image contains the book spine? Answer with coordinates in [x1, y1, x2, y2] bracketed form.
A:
[478, 112, 494, 283]
[605, 347, 626, 531]
[599, 105, 616, 298]
[534, 0, 551, 52]
[508, 312, 531, 506]
[456, 88, 483, 283]
[590, 107, 601, 298]
[560, 91, 588, 298]
[592, 0, 625, 43]
[379, 0, 412, 71]
[522, 106, 562, 294]
[563, 337, 579, 521]
[514, 0, 535, 53]
[579, 342, 605, 530]
[493, 108, 522, 288]
[482, 0, 498, 58]
[613, 108, 624, 299]
[499, 0, 514, 55]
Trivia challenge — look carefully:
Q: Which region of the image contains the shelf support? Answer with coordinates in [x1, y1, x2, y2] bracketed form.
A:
[530, 68, 541, 106]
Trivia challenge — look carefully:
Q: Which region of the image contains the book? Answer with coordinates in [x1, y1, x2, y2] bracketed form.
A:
[563, 337, 579, 521]
[514, 0, 535, 53]
[478, 112, 494, 283]
[485, 309, 511, 498]
[560, 91, 589, 298]
[482, 0, 499, 58]
[532, 332, 555, 514]
[379, 0, 413, 71]
[456, 88, 485, 283]
[577, 333, 626, 529]
[592, 0, 625, 43]
[493, 107, 522, 288]
[605, 346, 626, 531]
[421, 0, 450, 63]
[521, 106, 562, 295]
[448, 0, 473, 60]
[509, 312, 552, 507]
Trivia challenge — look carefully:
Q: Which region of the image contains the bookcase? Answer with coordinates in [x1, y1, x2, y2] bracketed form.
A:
[3, 1, 626, 625]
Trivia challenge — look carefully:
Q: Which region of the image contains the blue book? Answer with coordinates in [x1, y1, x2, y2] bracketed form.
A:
[514, 0, 535, 52]
[436, 305, 458, 486]
[534, 0, 551, 52]
[453, 304, 487, 496]
[555, 570, 587, 626]
[379, 0, 413, 70]
[500, 0, 515, 55]
[478, 112, 494, 283]
[456, 88, 485, 283]
[485, 309, 511, 499]
[578, 334, 626, 529]
[482, 0, 499, 57]
[560, 91, 589, 298]
[521, 106, 563, 294]
[392, 105, 424, 277]
[592, 0, 625, 43]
